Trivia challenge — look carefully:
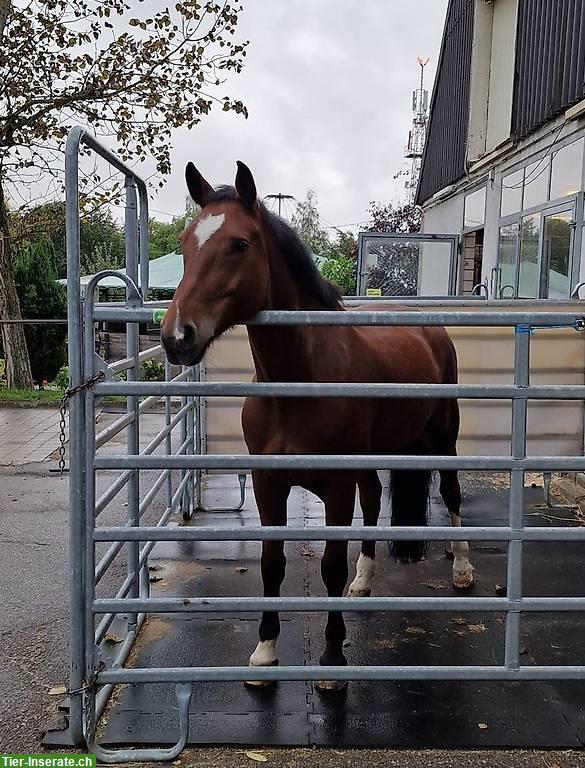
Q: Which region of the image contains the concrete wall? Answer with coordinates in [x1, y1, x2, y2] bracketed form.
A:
[202, 302, 585, 459]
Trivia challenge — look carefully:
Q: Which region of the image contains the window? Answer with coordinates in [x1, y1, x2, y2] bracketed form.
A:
[497, 137, 583, 299]
[498, 223, 518, 297]
[522, 158, 550, 209]
[550, 139, 584, 201]
[500, 168, 523, 216]
[542, 211, 572, 298]
[518, 214, 540, 298]
[464, 187, 486, 229]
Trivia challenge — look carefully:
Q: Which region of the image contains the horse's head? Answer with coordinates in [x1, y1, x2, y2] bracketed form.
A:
[161, 161, 269, 366]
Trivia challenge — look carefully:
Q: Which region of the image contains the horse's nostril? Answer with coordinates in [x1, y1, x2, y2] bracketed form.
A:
[183, 322, 197, 346]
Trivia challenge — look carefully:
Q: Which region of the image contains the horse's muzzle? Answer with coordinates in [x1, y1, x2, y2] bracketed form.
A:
[161, 321, 202, 366]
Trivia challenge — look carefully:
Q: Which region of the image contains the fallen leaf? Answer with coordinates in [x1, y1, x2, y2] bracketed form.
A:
[376, 638, 399, 650]
[467, 623, 486, 633]
[48, 686, 67, 696]
[245, 752, 268, 763]
[236, 567, 248, 573]
[495, 584, 506, 596]
[495, 616, 505, 625]
[104, 633, 122, 644]
[301, 547, 315, 557]
[405, 626, 426, 635]
[423, 580, 447, 590]
[452, 617, 467, 626]
[478, 722, 488, 730]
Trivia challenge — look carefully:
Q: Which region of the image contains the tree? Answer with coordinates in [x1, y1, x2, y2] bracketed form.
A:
[291, 190, 331, 259]
[367, 200, 422, 234]
[0, 0, 248, 388]
[320, 230, 358, 295]
[362, 199, 423, 297]
[10, 201, 126, 277]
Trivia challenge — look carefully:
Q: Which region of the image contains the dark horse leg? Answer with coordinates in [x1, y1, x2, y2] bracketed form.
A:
[246, 470, 290, 687]
[348, 471, 382, 597]
[316, 479, 356, 693]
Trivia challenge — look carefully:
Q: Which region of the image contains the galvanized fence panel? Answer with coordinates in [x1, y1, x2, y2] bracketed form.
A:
[64, 128, 585, 762]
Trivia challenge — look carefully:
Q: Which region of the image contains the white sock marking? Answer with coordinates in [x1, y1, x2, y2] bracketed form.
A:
[348, 553, 375, 596]
[249, 639, 278, 667]
[195, 213, 225, 248]
[450, 512, 474, 587]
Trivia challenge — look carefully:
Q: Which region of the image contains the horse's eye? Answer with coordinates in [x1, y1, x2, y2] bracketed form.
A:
[233, 239, 249, 253]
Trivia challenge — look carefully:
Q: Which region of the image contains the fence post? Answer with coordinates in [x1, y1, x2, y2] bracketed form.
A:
[505, 325, 530, 669]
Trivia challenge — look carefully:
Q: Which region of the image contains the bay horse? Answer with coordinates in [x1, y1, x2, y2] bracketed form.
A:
[161, 161, 474, 692]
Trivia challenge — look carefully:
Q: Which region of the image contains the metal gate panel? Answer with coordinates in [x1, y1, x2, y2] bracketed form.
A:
[63, 127, 585, 762]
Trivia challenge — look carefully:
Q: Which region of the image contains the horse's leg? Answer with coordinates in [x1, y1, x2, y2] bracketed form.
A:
[439, 469, 474, 589]
[348, 471, 382, 597]
[246, 470, 290, 687]
[316, 480, 356, 693]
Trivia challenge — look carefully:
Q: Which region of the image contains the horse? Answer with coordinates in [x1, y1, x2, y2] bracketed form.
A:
[161, 160, 474, 692]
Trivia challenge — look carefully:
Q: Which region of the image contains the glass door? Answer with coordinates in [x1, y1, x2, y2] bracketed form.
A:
[541, 208, 574, 298]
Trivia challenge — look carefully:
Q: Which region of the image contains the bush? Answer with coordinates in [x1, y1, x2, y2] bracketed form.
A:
[141, 358, 165, 381]
[52, 365, 69, 390]
[320, 256, 356, 295]
[12, 239, 67, 383]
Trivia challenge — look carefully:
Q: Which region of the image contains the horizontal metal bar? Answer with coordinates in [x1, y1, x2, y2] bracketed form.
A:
[94, 595, 506, 614]
[93, 595, 585, 614]
[93, 306, 585, 327]
[94, 454, 585, 471]
[95, 381, 585, 400]
[92, 524, 585, 543]
[0, 318, 68, 325]
[97, 664, 585, 684]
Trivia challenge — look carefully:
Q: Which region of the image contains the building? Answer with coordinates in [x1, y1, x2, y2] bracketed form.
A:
[417, 0, 585, 299]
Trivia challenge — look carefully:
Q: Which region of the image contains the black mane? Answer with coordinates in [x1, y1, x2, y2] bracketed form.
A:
[207, 186, 342, 309]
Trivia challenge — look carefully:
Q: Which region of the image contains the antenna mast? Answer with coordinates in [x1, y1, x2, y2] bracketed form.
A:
[404, 56, 430, 202]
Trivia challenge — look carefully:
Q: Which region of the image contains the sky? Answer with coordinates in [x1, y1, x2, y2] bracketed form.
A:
[150, 0, 449, 231]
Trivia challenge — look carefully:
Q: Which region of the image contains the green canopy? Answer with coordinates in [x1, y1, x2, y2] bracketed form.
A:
[58, 250, 183, 291]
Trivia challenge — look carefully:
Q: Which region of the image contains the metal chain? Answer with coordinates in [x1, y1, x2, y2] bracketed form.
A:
[58, 370, 105, 475]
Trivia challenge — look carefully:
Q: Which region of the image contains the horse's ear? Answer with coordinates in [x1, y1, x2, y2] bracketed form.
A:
[185, 162, 214, 207]
[235, 161, 257, 209]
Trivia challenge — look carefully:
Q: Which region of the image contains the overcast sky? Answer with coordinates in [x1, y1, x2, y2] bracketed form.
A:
[151, 0, 449, 231]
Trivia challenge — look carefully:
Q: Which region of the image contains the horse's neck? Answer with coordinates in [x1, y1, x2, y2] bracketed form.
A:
[247, 251, 332, 382]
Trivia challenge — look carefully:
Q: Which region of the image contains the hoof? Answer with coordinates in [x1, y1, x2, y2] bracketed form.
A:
[315, 679, 348, 693]
[453, 563, 475, 590]
[245, 658, 279, 688]
[347, 584, 371, 598]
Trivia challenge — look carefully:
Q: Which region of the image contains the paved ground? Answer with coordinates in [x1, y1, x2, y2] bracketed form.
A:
[1, 405, 585, 766]
[0, 407, 67, 465]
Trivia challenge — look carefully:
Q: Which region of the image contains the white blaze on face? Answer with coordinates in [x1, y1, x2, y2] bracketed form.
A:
[194, 213, 225, 248]
[172, 301, 185, 342]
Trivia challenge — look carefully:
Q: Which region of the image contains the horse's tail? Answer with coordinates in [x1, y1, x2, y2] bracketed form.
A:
[389, 468, 431, 563]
